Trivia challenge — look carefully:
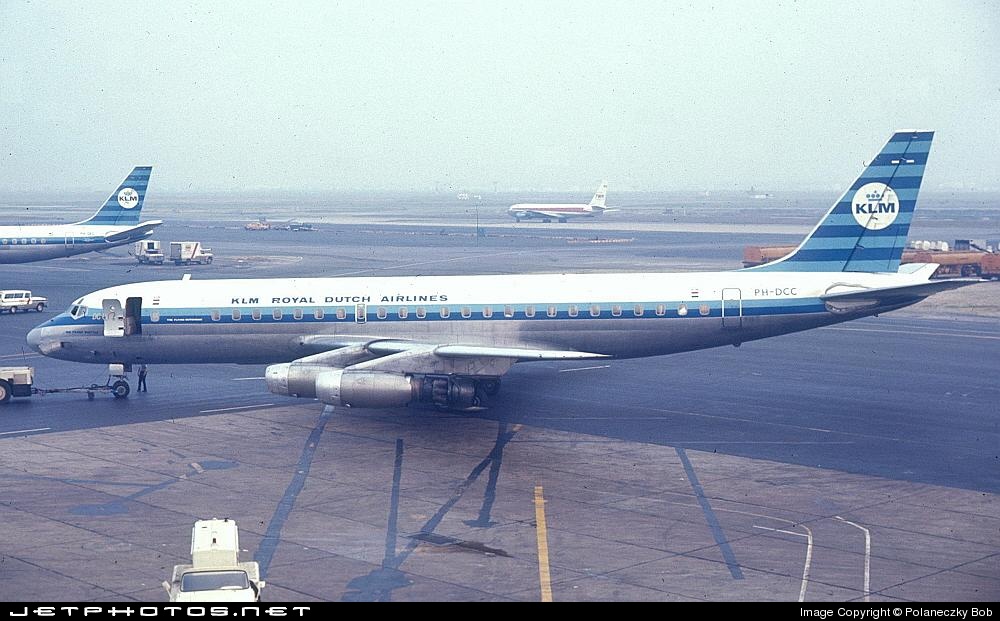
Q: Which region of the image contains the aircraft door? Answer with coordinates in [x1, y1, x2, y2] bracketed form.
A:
[721, 288, 742, 329]
[65, 236, 75, 249]
[124, 297, 142, 336]
[102, 299, 126, 337]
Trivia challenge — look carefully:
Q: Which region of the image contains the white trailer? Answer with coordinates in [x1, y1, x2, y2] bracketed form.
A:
[163, 519, 264, 602]
[134, 240, 165, 264]
[169, 241, 214, 266]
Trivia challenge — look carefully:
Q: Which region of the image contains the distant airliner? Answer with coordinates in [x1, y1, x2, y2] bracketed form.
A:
[0, 167, 161, 263]
[26, 131, 981, 409]
[508, 181, 614, 222]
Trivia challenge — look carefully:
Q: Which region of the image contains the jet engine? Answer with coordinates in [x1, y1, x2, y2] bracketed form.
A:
[265, 363, 482, 409]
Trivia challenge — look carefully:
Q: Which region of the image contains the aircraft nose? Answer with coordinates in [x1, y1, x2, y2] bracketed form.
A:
[26, 326, 44, 353]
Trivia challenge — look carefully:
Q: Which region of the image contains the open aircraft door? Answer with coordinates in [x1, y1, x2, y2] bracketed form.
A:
[102, 299, 125, 337]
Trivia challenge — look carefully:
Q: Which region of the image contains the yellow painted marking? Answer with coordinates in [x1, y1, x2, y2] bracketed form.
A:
[534, 485, 553, 602]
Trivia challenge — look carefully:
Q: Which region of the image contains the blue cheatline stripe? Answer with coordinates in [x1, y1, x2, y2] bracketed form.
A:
[50, 298, 832, 328]
[254, 406, 332, 578]
[676, 448, 743, 580]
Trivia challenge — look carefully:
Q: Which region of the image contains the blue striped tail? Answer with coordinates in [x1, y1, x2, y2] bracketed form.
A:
[749, 130, 933, 273]
[78, 166, 152, 226]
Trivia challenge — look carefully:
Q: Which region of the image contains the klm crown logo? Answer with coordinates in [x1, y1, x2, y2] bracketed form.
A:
[851, 183, 899, 231]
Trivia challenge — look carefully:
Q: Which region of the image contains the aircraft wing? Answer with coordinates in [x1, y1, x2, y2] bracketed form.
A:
[104, 220, 164, 243]
[295, 335, 605, 365]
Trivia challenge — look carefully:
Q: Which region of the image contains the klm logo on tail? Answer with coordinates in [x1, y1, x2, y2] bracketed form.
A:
[118, 188, 140, 209]
[749, 130, 933, 273]
[852, 184, 899, 230]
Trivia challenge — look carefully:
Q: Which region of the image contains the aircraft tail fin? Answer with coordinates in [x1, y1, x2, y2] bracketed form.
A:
[588, 181, 609, 209]
[78, 167, 152, 227]
[749, 131, 932, 273]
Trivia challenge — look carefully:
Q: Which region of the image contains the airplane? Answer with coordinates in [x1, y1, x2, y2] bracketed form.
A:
[508, 181, 614, 222]
[25, 131, 983, 409]
[0, 167, 161, 263]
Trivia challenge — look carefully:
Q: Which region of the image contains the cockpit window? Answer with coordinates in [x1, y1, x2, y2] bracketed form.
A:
[69, 305, 88, 319]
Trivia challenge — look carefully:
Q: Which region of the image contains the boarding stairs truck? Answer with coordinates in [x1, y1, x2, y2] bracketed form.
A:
[163, 519, 264, 602]
[0, 290, 48, 313]
[170, 241, 213, 266]
[134, 240, 165, 264]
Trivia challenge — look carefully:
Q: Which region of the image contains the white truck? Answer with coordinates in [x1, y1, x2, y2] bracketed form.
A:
[163, 519, 264, 602]
[0, 290, 48, 313]
[134, 240, 165, 265]
[170, 241, 214, 266]
[0, 367, 34, 404]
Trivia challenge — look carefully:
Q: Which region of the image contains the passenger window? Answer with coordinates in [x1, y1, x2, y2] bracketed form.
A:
[252, 309, 262, 321]
[525, 305, 535, 318]
[590, 304, 601, 317]
[211, 309, 221, 321]
[655, 304, 666, 316]
[440, 307, 450, 318]
[633, 305, 643, 317]
[416, 306, 426, 319]
[272, 308, 283, 320]
[293, 308, 303, 320]
[336, 308, 346, 320]
[398, 307, 408, 319]
[482, 306, 493, 318]
[150, 310, 160, 322]
[699, 304, 710, 316]
[677, 304, 688, 316]
[547, 305, 557, 317]
[461, 306, 471, 318]
[377, 307, 387, 319]
[232, 309, 242, 321]
[314, 308, 325, 320]
[504, 305, 514, 318]
[611, 304, 622, 317]
[568, 305, 578, 317]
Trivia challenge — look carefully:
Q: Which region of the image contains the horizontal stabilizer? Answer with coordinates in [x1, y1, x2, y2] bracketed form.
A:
[104, 220, 163, 243]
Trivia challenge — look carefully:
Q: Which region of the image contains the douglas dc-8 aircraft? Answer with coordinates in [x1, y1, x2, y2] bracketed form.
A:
[508, 181, 614, 222]
[26, 131, 981, 407]
[0, 167, 160, 263]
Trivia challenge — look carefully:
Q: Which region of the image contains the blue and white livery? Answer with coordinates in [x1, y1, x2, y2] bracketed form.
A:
[0, 167, 161, 263]
[27, 132, 982, 407]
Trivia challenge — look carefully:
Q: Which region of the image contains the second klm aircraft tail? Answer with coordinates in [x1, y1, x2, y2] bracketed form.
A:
[77, 167, 152, 227]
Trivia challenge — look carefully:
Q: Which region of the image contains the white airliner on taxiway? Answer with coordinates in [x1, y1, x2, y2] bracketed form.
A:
[26, 131, 982, 409]
[508, 181, 613, 222]
[0, 167, 161, 263]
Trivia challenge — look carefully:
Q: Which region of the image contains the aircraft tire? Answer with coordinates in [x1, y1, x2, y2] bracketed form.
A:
[111, 380, 130, 399]
[0, 380, 11, 404]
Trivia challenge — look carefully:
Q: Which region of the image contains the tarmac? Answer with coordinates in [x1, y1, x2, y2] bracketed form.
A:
[0, 204, 997, 601]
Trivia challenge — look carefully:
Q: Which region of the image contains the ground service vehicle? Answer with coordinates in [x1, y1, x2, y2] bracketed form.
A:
[163, 519, 263, 602]
[0, 290, 47, 313]
[134, 240, 165, 264]
[169, 241, 213, 265]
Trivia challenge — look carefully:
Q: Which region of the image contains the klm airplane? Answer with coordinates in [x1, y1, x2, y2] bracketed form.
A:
[0, 167, 161, 263]
[26, 131, 981, 405]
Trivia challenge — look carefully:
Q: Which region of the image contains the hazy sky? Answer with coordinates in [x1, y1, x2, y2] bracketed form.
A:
[2, 1, 999, 192]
